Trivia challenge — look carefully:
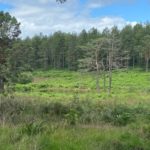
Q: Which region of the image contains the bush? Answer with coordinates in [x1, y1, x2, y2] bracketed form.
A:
[142, 124, 150, 139]
[21, 120, 45, 136]
[18, 72, 33, 84]
[65, 108, 79, 125]
[101, 105, 135, 126]
[0, 98, 25, 124]
[40, 102, 69, 116]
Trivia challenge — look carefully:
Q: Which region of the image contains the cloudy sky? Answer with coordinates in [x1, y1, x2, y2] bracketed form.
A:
[0, 0, 150, 38]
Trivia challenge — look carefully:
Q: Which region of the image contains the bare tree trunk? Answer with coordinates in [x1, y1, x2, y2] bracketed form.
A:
[108, 64, 112, 95]
[96, 72, 100, 93]
[101, 60, 106, 91]
[103, 70, 106, 91]
[0, 78, 4, 93]
[62, 51, 65, 68]
[126, 57, 129, 70]
[95, 49, 100, 93]
[108, 42, 113, 95]
[132, 56, 135, 69]
[146, 58, 149, 72]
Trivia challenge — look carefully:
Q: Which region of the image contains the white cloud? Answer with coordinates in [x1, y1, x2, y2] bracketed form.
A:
[86, 0, 117, 8]
[0, 0, 137, 38]
[86, 0, 135, 8]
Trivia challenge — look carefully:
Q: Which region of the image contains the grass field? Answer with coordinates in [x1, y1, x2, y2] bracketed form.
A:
[15, 69, 150, 102]
[0, 69, 150, 150]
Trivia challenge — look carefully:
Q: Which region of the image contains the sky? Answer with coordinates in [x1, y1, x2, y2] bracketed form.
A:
[0, 0, 150, 38]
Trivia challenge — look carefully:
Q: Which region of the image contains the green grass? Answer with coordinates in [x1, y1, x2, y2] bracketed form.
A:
[0, 99, 149, 150]
[0, 69, 150, 150]
[0, 122, 150, 150]
[0, 118, 149, 150]
[15, 69, 150, 104]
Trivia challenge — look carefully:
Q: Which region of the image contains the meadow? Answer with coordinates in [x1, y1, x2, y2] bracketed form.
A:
[15, 69, 150, 103]
[0, 69, 150, 150]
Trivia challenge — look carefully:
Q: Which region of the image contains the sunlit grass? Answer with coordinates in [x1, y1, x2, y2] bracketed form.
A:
[14, 69, 150, 105]
[1, 67, 150, 150]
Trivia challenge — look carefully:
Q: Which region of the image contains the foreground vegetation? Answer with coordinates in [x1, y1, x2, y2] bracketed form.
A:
[0, 96, 150, 150]
[0, 69, 150, 150]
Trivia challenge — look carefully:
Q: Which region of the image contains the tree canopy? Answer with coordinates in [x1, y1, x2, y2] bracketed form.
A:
[0, 11, 21, 92]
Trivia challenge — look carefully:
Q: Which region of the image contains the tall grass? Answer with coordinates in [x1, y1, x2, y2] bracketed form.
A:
[0, 96, 150, 150]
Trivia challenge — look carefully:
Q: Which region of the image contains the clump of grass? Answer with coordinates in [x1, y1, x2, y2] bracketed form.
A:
[142, 124, 150, 139]
[18, 72, 33, 84]
[101, 105, 135, 126]
[21, 120, 45, 136]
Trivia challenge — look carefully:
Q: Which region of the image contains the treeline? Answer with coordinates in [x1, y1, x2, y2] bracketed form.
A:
[10, 24, 150, 73]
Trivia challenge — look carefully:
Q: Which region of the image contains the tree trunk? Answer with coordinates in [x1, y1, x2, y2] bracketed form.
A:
[126, 58, 129, 70]
[95, 49, 100, 93]
[108, 67, 112, 95]
[108, 42, 113, 95]
[132, 56, 135, 69]
[146, 58, 149, 72]
[96, 73, 100, 93]
[0, 78, 4, 93]
[103, 70, 106, 91]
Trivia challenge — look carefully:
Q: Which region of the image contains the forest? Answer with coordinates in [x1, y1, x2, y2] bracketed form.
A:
[0, 5, 150, 150]
[9, 23, 150, 72]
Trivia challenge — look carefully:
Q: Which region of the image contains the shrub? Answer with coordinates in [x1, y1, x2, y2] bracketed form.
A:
[142, 124, 150, 139]
[21, 120, 45, 136]
[65, 108, 79, 125]
[18, 72, 33, 84]
[0, 98, 25, 124]
[38, 84, 49, 89]
[101, 105, 135, 126]
[40, 102, 69, 116]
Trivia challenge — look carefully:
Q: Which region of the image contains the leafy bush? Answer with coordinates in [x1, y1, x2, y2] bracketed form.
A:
[18, 72, 33, 84]
[0, 98, 25, 124]
[101, 105, 135, 126]
[38, 84, 49, 89]
[65, 108, 79, 125]
[21, 120, 45, 136]
[142, 124, 150, 139]
[40, 102, 69, 116]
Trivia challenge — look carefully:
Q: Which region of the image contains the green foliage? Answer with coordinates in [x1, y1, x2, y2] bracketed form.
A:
[18, 72, 33, 84]
[142, 124, 150, 139]
[21, 121, 45, 136]
[65, 108, 79, 125]
[101, 105, 135, 126]
[0, 11, 20, 93]
[14, 69, 150, 102]
[8, 23, 150, 73]
[0, 96, 150, 150]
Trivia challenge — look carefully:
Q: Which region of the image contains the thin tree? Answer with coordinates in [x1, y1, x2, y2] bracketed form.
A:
[142, 35, 150, 72]
[79, 38, 108, 93]
[107, 27, 121, 94]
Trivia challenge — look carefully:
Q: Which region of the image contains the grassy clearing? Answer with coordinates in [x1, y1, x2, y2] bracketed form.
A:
[15, 69, 150, 103]
[0, 69, 150, 150]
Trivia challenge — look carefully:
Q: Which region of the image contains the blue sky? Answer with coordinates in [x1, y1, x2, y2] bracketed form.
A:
[90, 0, 150, 22]
[0, 0, 149, 37]
[0, 3, 12, 11]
